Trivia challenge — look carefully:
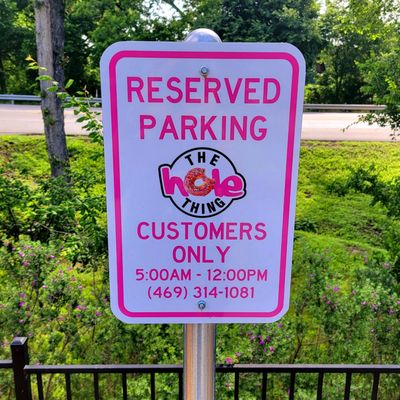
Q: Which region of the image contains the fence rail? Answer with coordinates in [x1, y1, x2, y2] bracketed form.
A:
[0, 93, 387, 112]
[303, 103, 386, 111]
[0, 338, 398, 400]
[0, 94, 102, 105]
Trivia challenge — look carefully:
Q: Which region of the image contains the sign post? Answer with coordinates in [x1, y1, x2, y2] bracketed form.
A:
[184, 323, 216, 399]
[100, 28, 305, 400]
[182, 29, 220, 400]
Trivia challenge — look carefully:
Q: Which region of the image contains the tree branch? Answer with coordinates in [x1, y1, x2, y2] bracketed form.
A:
[161, 0, 184, 17]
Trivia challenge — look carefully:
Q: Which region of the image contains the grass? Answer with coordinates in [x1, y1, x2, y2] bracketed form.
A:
[0, 136, 398, 287]
[297, 141, 400, 247]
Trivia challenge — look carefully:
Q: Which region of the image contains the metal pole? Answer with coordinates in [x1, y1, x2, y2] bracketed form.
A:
[184, 324, 216, 399]
[183, 28, 221, 400]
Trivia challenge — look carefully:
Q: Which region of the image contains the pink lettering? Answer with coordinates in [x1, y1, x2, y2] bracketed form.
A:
[225, 78, 242, 104]
[160, 115, 178, 140]
[137, 222, 150, 239]
[185, 78, 201, 103]
[212, 169, 245, 198]
[160, 166, 188, 196]
[250, 116, 267, 140]
[255, 223, 268, 240]
[166, 77, 183, 103]
[244, 78, 260, 104]
[172, 246, 185, 263]
[181, 115, 197, 139]
[216, 246, 231, 263]
[139, 115, 156, 139]
[200, 116, 217, 140]
[204, 78, 221, 103]
[263, 78, 280, 103]
[148, 77, 163, 103]
[127, 77, 144, 102]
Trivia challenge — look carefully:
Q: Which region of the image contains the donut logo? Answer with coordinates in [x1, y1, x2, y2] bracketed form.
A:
[159, 147, 246, 218]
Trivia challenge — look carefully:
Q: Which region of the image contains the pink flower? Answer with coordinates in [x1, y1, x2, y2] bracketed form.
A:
[18, 302, 25, 308]
[95, 311, 102, 317]
[333, 286, 340, 292]
[225, 357, 233, 364]
[269, 346, 275, 353]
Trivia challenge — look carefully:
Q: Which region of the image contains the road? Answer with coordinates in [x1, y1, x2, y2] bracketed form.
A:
[0, 104, 395, 141]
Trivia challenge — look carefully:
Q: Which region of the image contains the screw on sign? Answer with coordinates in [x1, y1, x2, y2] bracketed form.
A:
[100, 38, 305, 324]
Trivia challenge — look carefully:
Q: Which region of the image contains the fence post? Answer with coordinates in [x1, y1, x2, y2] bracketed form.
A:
[11, 337, 31, 400]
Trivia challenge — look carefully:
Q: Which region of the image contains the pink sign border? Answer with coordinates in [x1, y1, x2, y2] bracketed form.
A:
[108, 49, 300, 319]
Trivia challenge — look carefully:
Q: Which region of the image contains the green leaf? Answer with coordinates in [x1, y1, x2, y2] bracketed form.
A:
[65, 79, 74, 89]
[37, 75, 53, 81]
[57, 92, 69, 101]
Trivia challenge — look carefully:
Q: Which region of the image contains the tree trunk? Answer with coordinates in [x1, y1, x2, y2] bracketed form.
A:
[0, 58, 7, 93]
[34, 0, 69, 178]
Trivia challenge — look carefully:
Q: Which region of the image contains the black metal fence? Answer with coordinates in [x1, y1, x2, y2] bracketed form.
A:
[1, 337, 399, 399]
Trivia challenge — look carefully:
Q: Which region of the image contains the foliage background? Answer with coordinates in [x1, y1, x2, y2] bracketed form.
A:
[0, 137, 399, 398]
[0, 0, 400, 398]
[1, 0, 399, 129]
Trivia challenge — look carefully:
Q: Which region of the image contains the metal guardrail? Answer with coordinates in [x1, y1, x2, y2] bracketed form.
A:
[0, 94, 41, 103]
[303, 103, 386, 111]
[0, 94, 102, 104]
[0, 94, 387, 112]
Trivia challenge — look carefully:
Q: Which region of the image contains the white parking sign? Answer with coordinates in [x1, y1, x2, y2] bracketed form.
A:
[100, 41, 305, 323]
